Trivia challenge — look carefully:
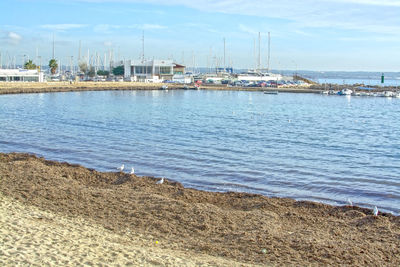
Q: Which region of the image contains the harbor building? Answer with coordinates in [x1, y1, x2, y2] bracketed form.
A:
[124, 60, 190, 83]
[0, 69, 44, 82]
[173, 63, 185, 75]
[124, 60, 174, 82]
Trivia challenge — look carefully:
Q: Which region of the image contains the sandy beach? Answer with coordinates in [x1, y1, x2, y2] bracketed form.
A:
[0, 192, 250, 266]
[1, 152, 399, 266]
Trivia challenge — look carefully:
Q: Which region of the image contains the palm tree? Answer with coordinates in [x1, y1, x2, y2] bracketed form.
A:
[24, 60, 37, 70]
[49, 59, 58, 75]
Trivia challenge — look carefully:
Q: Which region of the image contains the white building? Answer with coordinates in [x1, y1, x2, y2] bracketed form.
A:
[124, 60, 174, 82]
[0, 69, 44, 82]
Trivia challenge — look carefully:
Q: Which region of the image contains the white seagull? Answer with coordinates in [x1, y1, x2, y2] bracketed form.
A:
[118, 164, 124, 172]
[156, 177, 164, 184]
[373, 206, 379, 216]
[347, 198, 353, 206]
[130, 167, 135, 174]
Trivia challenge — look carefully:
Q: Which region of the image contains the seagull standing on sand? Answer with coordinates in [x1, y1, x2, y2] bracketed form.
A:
[373, 206, 379, 216]
[156, 178, 164, 184]
[118, 164, 124, 172]
[130, 167, 135, 174]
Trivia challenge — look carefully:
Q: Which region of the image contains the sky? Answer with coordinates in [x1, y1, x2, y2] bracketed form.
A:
[1, 0, 400, 71]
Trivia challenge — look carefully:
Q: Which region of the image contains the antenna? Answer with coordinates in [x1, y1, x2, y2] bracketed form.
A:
[267, 32, 271, 72]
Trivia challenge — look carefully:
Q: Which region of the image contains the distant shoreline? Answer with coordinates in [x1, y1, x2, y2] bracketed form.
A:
[0, 81, 319, 95]
[1, 81, 398, 96]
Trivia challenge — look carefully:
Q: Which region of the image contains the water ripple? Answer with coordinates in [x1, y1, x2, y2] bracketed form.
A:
[1, 90, 399, 215]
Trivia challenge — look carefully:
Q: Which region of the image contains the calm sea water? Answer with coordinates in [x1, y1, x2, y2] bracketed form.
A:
[1, 90, 399, 214]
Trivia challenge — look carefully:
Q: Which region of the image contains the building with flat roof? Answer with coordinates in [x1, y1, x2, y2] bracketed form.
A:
[0, 69, 44, 82]
[124, 59, 174, 82]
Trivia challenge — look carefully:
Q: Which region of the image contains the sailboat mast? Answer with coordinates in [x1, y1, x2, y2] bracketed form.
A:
[142, 30, 145, 62]
[267, 32, 271, 72]
[253, 38, 256, 71]
[78, 40, 81, 61]
[258, 32, 261, 71]
[223, 37, 226, 72]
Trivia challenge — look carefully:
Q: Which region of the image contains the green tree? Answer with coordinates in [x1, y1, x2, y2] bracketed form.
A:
[97, 70, 110, 76]
[79, 62, 88, 74]
[49, 59, 58, 75]
[112, 65, 124, 76]
[88, 66, 96, 77]
[24, 60, 37, 70]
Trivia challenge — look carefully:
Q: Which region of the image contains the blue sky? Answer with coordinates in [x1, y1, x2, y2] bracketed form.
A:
[1, 0, 400, 71]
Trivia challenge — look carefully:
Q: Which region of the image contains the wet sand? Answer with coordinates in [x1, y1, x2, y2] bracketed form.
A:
[1, 153, 399, 266]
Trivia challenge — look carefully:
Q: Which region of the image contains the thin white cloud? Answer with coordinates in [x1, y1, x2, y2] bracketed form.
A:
[1, 31, 22, 45]
[41, 24, 88, 31]
[142, 24, 167, 30]
[104, 41, 113, 46]
[93, 24, 121, 34]
[238, 24, 257, 35]
[293, 30, 314, 37]
[8, 32, 22, 41]
[129, 24, 167, 30]
[71, 0, 400, 35]
[335, 0, 400, 7]
[93, 24, 166, 33]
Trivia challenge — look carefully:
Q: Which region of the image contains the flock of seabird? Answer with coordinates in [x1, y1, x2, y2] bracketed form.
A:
[348, 198, 379, 216]
[118, 165, 380, 214]
[117, 164, 164, 184]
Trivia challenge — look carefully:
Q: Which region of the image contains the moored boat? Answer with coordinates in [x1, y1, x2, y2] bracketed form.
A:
[338, 88, 353, 95]
[383, 91, 394, 97]
[264, 90, 278, 95]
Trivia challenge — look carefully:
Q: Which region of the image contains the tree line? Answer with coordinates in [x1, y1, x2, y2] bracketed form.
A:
[22, 59, 124, 77]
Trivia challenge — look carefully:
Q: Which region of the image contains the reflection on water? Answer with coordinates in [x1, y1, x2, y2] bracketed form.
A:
[0, 90, 399, 214]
